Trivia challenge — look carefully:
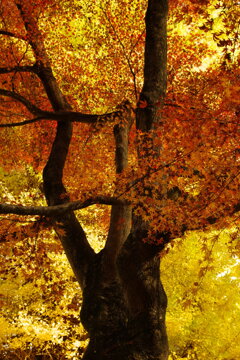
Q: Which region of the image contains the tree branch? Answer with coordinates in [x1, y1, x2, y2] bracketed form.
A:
[0, 30, 27, 41]
[0, 91, 134, 127]
[102, 103, 133, 281]
[136, 0, 168, 131]
[0, 196, 129, 217]
[0, 89, 43, 115]
[0, 117, 45, 128]
[35, 106, 132, 124]
[14, 0, 94, 287]
[0, 65, 35, 74]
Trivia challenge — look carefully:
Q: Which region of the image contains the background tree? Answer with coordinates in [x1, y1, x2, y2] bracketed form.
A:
[0, 0, 239, 359]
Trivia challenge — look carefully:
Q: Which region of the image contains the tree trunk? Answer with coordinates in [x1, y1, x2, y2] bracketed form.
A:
[80, 237, 168, 360]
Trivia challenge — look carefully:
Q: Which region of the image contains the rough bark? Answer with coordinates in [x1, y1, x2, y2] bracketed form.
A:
[80, 241, 168, 360]
[137, 0, 168, 131]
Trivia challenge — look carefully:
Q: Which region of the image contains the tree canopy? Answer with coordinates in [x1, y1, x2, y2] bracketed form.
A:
[0, 0, 239, 359]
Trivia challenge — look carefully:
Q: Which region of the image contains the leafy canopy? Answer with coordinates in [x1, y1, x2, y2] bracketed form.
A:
[0, 0, 240, 358]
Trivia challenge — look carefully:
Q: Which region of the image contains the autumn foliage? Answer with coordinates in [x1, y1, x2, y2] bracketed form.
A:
[0, 0, 240, 359]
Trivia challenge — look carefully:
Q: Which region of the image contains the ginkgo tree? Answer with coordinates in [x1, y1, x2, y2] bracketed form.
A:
[0, 0, 239, 359]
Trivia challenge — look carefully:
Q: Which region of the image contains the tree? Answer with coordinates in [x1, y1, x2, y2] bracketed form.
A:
[0, 0, 239, 359]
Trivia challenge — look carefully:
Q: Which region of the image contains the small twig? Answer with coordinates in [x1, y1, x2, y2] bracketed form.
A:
[101, 7, 138, 100]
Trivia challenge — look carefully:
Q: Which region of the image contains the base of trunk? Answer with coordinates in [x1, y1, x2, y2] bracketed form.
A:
[80, 250, 168, 360]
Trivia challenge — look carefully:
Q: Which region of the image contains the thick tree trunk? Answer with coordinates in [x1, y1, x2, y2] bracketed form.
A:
[80, 240, 168, 360]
